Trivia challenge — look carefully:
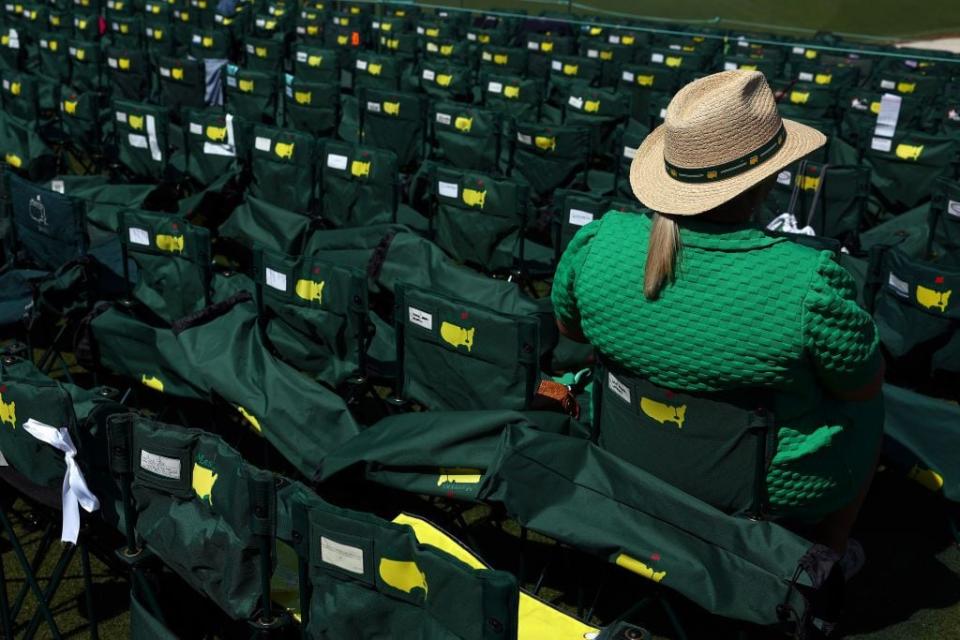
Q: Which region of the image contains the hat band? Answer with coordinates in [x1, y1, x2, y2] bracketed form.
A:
[664, 124, 787, 184]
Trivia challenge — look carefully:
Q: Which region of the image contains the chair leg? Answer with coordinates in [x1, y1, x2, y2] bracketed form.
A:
[22, 543, 77, 640]
[80, 541, 100, 640]
[0, 536, 15, 640]
[0, 509, 62, 639]
[9, 521, 56, 621]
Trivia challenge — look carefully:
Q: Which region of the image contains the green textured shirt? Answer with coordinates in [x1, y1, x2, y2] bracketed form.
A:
[553, 211, 883, 516]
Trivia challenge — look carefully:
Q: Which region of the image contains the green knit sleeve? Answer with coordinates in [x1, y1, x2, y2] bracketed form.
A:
[551, 219, 602, 332]
[802, 252, 882, 393]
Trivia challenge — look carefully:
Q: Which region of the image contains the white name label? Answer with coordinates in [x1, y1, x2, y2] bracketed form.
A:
[326, 153, 348, 170]
[128, 227, 150, 246]
[408, 306, 433, 330]
[608, 373, 631, 404]
[320, 537, 364, 575]
[438, 180, 459, 199]
[888, 272, 909, 297]
[254, 136, 272, 152]
[140, 450, 181, 479]
[568, 208, 594, 227]
[948, 200, 960, 219]
[265, 267, 287, 291]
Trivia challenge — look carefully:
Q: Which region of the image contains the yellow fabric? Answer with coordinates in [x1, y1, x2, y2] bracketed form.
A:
[392, 514, 600, 639]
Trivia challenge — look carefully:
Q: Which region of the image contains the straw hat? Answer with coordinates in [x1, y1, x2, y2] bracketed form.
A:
[629, 70, 826, 216]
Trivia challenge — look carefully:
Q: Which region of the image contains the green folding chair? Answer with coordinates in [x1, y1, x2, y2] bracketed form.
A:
[282, 75, 339, 138]
[561, 82, 630, 160]
[183, 107, 248, 187]
[523, 32, 575, 79]
[111, 99, 172, 181]
[870, 71, 941, 99]
[925, 177, 960, 266]
[248, 124, 319, 214]
[481, 73, 544, 123]
[429, 102, 502, 173]
[319, 139, 399, 228]
[106, 14, 142, 48]
[105, 46, 151, 101]
[358, 88, 427, 171]
[292, 43, 339, 84]
[478, 44, 528, 76]
[862, 129, 958, 213]
[352, 50, 406, 91]
[156, 55, 206, 114]
[66, 38, 103, 92]
[0, 70, 40, 121]
[510, 122, 592, 200]
[225, 64, 278, 123]
[0, 110, 55, 179]
[36, 31, 69, 83]
[418, 59, 474, 103]
[243, 35, 285, 72]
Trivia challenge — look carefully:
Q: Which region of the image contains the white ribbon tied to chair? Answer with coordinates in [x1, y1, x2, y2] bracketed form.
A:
[22, 418, 100, 544]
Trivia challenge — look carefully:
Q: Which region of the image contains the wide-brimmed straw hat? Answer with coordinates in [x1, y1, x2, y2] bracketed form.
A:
[629, 70, 826, 216]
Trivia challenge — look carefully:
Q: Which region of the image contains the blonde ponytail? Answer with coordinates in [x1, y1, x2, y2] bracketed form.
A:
[643, 213, 681, 300]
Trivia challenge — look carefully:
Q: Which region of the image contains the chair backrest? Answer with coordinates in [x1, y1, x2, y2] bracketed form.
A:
[225, 64, 278, 123]
[183, 107, 247, 186]
[353, 50, 406, 91]
[320, 139, 398, 228]
[926, 177, 960, 266]
[249, 123, 319, 213]
[429, 102, 502, 173]
[418, 59, 474, 102]
[358, 88, 427, 170]
[243, 35, 285, 72]
[0, 70, 39, 121]
[112, 99, 171, 181]
[157, 55, 207, 113]
[863, 129, 958, 213]
[37, 31, 70, 83]
[60, 86, 104, 152]
[561, 82, 630, 155]
[253, 246, 369, 383]
[119, 208, 211, 324]
[293, 44, 340, 84]
[482, 73, 544, 122]
[105, 46, 150, 101]
[511, 122, 592, 198]
[593, 356, 776, 517]
[67, 38, 103, 92]
[283, 75, 339, 137]
[9, 172, 87, 270]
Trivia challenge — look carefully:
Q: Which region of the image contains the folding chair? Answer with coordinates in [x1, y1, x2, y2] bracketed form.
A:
[523, 32, 575, 79]
[319, 139, 399, 228]
[482, 73, 544, 122]
[358, 88, 427, 171]
[925, 177, 960, 266]
[186, 26, 233, 60]
[225, 64, 278, 123]
[292, 43, 340, 84]
[552, 189, 636, 261]
[429, 102, 502, 173]
[614, 119, 651, 198]
[243, 35, 285, 73]
[0, 70, 41, 121]
[248, 124, 319, 214]
[478, 45, 529, 77]
[428, 164, 530, 273]
[105, 46, 151, 101]
[547, 54, 603, 108]
[788, 63, 860, 91]
[352, 50, 406, 92]
[418, 59, 474, 103]
[106, 14, 142, 49]
[66, 38, 104, 93]
[561, 82, 630, 161]
[0, 110, 56, 180]
[252, 246, 370, 385]
[183, 107, 248, 188]
[36, 31, 70, 84]
[156, 55, 207, 115]
[510, 122, 592, 200]
[282, 76, 339, 138]
[862, 129, 958, 213]
[773, 81, 837, 123]
[870, 71, 941, 99]
[111, 99, 173, 182]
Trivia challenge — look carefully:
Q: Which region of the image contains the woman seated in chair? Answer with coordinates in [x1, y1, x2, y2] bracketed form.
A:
[553, 70, 883, 577]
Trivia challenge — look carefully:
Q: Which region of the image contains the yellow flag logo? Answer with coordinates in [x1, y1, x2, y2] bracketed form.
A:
[141, 375, 164, 392]
[640, 397, 686, 429]
[0, 392, 16, 428]
[379, 559, 428, 597]
[895, 143, 924, 161]
[916, 285, 951, 312]
[440, 322, 474, 351]
[275, 141, 295, 159]
[294, 279, 325, 303]
[155, 234, 184, 253]
[192, 462, 217, 506]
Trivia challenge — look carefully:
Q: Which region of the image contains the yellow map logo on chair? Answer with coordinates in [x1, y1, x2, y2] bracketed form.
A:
[493, 53, 509, 65]
[5, 153, 22, 168]
[351, 160, 371, 177]
[119, 57, 130, 70]
[307, 54, 322, 67]
[454, 115, 472, 132]
[0, 392, 16, 428]
[155, 234, 184, 253]
[63, 100, 78, 115]
[295, 279, 325, 303]
[790, 91, 809, 104]
[440, 321, 474, 352]
[129, 114, 144, 130]
[201, 35, 213, 48]
[171, 67, 184, 80]
[206, 124, 227, 141]
[238, 78, 255, 93]
[9, 81, 20, 96]
[255, 46, 267, 58]
[192, 462, 217, 506]
[294, 90, 312, 105]
[814, 73, 832, 85]
[383, 101, 400, 116]
[503, 85, 520, 98]
[895, 144, 924, 161]
[897, 82, 916, 94]
[368, 62, 382, 76]
[916, 285, 951, 312]
[141, 375, 164, 392]
[797, 175, 820, 191]
[535, 135, 556, 152]
[379, 558, 428, 598]
[462, 188, 486, 209]
[637, 74, 655, 87]
[275, 141, 295, 159]
[640, 397, 686, 429]
[665, 56, 682, 68]
[436, 73, 453, 87]
[437, 468, 482, 486]
[562, 63, 579, 76]
[584, 99, 601, 113]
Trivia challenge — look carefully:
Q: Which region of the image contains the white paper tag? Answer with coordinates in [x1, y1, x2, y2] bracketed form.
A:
[777, 170, 792, 186]
[356, 59, 367, 70]
[50, 180, 65, 194]
[659, 107, 667, 119]
[189, 122, 202, 134]
[587, 49, 599, 58]
[466, 32, 476, 41]
[623, 146, 636, 159]
[321, 537, 364, 575]
[438, 180, 459, 198]
[568, 208, 594, 226]
[870, 136, 892, 153]
[159, 66, 171, 77]
[880, 79, 895, 90]
[108, 57, 118, 68]
[366, 101, 381, 113]
[874, 93, 902, 138]
[608, 34, 620, 44]
[792, 46, 805, 54]
[296, 51, 307, 62]
[888, 272, 909, 297]
[435, 112, 451, 125]
[551, 59, 562, 71]
[0, 448, 7, 466]
[226, 76, 237, 87]
[422, 68, 435, 81]
[651, 52, 664, 63]
[487, 81, 502, 94]
[128, 227, 149, 245]
[128, 133, 148, 149]
[527, 41, 539, 50]
[408, 306, 433, 330]
[116, 111, 127, 122]
[568, 95, 584, 109]
[622, 71, 635, 83]
[265, 267, 287, 291]
[517, 132, 532, 145]
[326, 153, 348, 170]
[140, 450, 181, 479]
[254, 136, 272, 152]
[724, 61, 738, 71]
[608, 372, 631, 404]
[798, 71, 813, 82]
[947, 200, 960, 219]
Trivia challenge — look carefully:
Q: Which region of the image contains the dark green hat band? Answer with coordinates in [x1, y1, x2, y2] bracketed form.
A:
[664, 123, 787, 184]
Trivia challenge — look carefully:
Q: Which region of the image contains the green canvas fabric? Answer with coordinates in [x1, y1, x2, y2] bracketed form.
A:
[66, 38, 102, 92]
[224, 64, 277, 123]
[359, 88, 426, 169]
[319, 139, 397, 228]
[294, 14, 325, 44]
[0, 69, 39, 120]
[377, 30, 418, 61]
[36, 31, 69, 82]
[481, 73, 544, 122]
[420, 37, 471, 65]
[316, 409, 577, 499]
[615, 119, 651, 198]
[118, 414, 277, 620]
[926, 177, 960, 266]
[883, 383, 960, 503]
[106, 14, 142, 48]
[787, 63, 859, 90]
[49, 175, 157, 234]
[70, 12, 98, 39]
[282, 75, 338, 137]
[0, 267, 45, 325]
[130, 586, 178, 640]
[594, 357, 774, 516]
[338, 92, 359, 143]
[553, 189, 627, 259]
[186, 26, 232, 59]
[173, 294, 360, 477]
[120, 209, 211, 324]
[105, 46, 151, 101]
[0, 110, 54, 178]
[112, 99, 171, 181]
[353, 50, 405, 91]
[156, 55, 206, 113]
[478, 426, 817, 629]
[772, 82, 837, 122]
[417, 59, 472, 102]
[870, 71, 941, 98]
[511, 122, 592, 198]
[249, 123, 318, 213]
[16, 3, 48, 38]
[0, 25, 23, 72]
[58, 85, 102, 151]
[243, 35, 284, 72]
[253, 247, 369, 383]
[547, 54, 603, 103]
[8, 172, 87, 270]
[429, 102, 501, 172]
[430, 165, 528, 272]
[867, 246, 960, 365]
[285, 484, 519, 640]
[183, 107, 246, 187]
[143, 18, 175, 61]
[478, 45, 528, 76]
[839, 90, 924, 147]
[219, 194, 312, 254]
[524, 33, 576, 79]
[862, 129, 958, 212]
[561, 83, 630, 155]
[394, 283, 544, 411]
